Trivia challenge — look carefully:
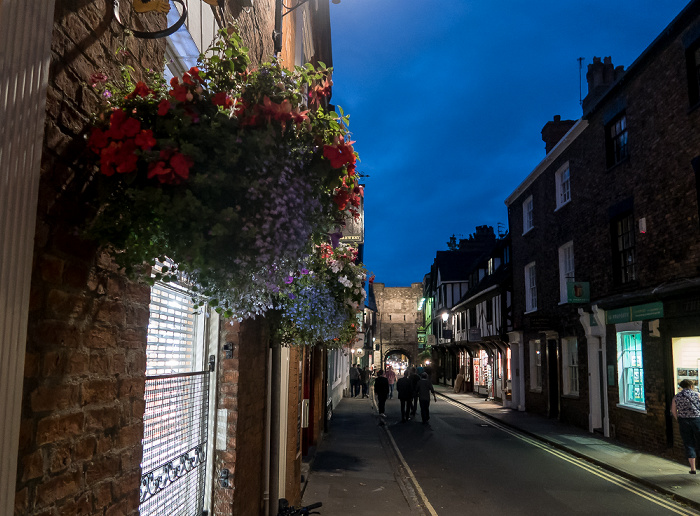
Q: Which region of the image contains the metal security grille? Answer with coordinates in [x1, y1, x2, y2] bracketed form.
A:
[140, 278, 211, 516]
[140, 373, 210, 515]
[146, 283, 197, 375]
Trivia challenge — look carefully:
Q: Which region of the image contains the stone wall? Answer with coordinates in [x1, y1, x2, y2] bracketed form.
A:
[373, 283, 422, 363]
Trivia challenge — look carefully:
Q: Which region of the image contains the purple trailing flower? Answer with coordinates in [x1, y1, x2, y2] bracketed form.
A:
[329, 232, 342, 248]
[285, 276, 294, 284]
[301, 268, 309, 275]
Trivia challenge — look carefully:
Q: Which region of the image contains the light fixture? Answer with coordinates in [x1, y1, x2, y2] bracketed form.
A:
[441, 312, 449, 322]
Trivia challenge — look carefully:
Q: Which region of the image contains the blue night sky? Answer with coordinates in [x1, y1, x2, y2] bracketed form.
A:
[329, 0, 690, 287]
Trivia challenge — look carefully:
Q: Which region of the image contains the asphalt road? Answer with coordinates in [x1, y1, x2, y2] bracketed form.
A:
[386, 396, 700, 516]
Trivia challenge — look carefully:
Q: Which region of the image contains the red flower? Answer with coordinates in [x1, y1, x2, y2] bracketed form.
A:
[146, 149, 193, 184]
[169, 78, 190, 102]
[212, 91, 233, 108]
[105, 109, 129, 139]
[157, 99, 172, 116]
[122, 117, 141, 138]
[333, 189, 349, 210]
[113, 139, 139, 174]
[147, 160, 172, 182]
[88, 127, 109, 152]
[182, 67, 204, 86]
[90, 73, 108, 87]
[135, 129, 156, 150]
[323, 137, 356, 169]
[169, 152, 193, 181]
[125, 81, 153, 99]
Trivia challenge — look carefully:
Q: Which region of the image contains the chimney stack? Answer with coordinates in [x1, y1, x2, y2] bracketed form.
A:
[541, 115, 576, 154]
[582, 56, 625, 113]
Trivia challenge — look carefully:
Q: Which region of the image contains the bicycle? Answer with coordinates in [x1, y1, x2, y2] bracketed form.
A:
[277, 498, 322, 515]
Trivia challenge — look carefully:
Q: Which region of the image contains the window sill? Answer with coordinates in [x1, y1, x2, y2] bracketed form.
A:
[522, 227, 534, 236]
[562, 393, 580, 399]
[524, 309, 538, 314]
[529, 387, 542, 393]
[616, 403, 647, 414]
[606, 154, 630, 172]
[554, 201, 570, 213]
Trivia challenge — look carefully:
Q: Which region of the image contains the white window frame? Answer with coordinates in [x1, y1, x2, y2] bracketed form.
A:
[522, 195, 534, 234]
[562, 337, 579, 396]
[524, 262, 537, 313]
[558, 241, 575, 304]
[529, 339, 542, 391]
[616, 326, 645, 411]
[555, 162, 571, 210]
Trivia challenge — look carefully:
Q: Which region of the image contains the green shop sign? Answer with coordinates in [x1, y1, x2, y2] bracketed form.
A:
[605, 302, 664, 324]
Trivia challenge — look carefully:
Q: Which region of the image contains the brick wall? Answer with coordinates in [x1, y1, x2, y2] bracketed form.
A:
[14, 1, 165, 514]
[214, 318, 270, 516]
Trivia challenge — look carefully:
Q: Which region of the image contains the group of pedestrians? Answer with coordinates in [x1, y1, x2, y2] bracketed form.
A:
[374, 366, 437, 424]
[349, 363, 369, 398]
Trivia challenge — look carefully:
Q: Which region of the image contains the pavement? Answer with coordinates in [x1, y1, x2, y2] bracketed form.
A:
[301, 386, 700, 515]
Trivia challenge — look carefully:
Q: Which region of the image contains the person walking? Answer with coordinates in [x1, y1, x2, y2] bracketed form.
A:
[671, 379, 700, 474]
[396, 370, 413, 422]
[349, 364, 360, 398]
[360, 366, 369, 398]
[417, 372, 437, 424]
[374, 369, 390, 418]
[409, 366, 420, 418]
[385, 366, 397, 399]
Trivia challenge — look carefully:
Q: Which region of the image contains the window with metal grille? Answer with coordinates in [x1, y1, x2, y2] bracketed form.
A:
[140, 279, 210, 516]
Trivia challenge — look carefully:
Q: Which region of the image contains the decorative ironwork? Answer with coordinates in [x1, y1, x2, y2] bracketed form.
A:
[112, 0, 187, 39]
[139, 371, 210, 516]
[140, 445, 206, 503]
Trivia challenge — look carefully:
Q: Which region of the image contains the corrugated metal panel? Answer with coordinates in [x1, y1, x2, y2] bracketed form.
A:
[0, 1, 55, 513]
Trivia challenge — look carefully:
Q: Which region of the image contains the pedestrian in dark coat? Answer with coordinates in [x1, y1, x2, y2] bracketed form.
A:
[374, 369, 390, 417]
[396, 370, 413, 422]
[349, 364, 360, 397]
[409, 367, 420, 417]
[417, 372, 437, 424]
[360, 366, 369, 398]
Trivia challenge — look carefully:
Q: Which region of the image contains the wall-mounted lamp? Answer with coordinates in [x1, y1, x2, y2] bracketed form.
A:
[441, 312, 449, 322]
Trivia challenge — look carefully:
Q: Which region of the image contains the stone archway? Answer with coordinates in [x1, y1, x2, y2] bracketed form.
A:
[383, 346, 414, 368]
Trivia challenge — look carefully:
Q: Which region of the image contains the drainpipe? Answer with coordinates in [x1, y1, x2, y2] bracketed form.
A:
[263, 344, 272, 515]
[269, 340, 281, 516]
[273, 0, 283, 56]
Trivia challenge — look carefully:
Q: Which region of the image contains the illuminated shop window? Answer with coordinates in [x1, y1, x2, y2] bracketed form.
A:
[617, 331, 645, 409]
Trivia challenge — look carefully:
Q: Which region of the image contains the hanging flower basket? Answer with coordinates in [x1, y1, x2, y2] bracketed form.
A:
[84, 30, 363, 318]
[274, 243, 368, 347]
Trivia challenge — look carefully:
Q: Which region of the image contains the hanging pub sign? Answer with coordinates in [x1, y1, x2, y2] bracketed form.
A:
[567, 281, 590, 303]
[339, 186, 364, 245]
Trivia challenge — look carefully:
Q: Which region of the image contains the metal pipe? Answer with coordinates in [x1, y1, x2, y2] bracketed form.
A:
[269, 340, 281, 516]
[273, 0, 283, 56]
